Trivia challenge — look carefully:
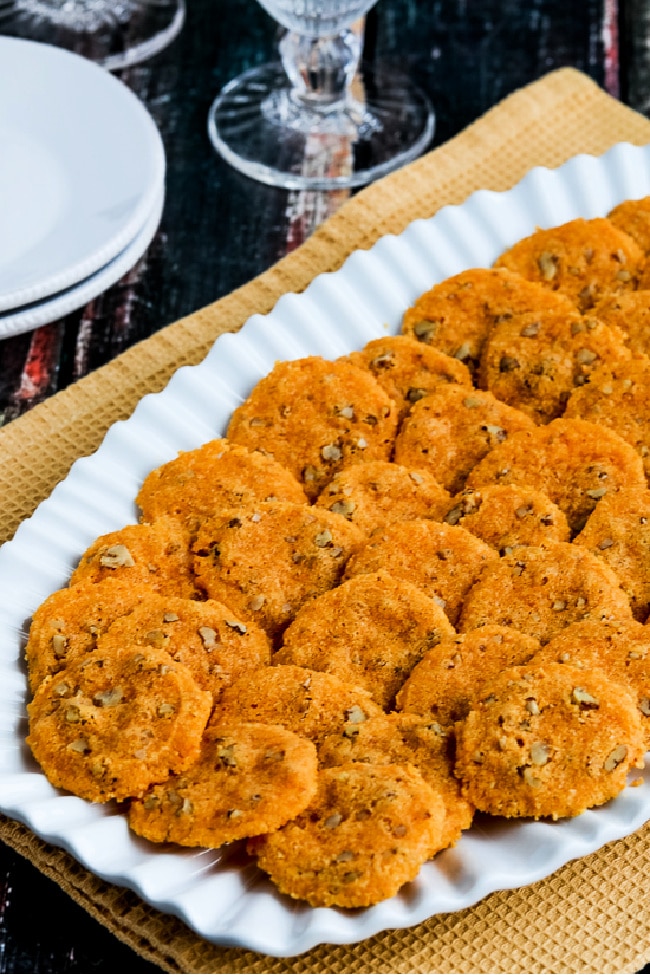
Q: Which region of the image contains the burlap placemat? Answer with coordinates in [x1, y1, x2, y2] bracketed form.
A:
[3, 67, 650, 974]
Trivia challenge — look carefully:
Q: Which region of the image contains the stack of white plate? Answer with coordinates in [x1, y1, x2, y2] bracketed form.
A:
[0, 37, 166, 340]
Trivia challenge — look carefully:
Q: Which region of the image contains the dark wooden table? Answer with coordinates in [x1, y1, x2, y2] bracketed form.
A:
[2, 0, 650, 970]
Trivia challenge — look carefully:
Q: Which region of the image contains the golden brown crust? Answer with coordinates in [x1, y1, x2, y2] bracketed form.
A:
[532, 618, 650, 748]
[25, 577, 145, 693]
[276, 570, 455, 709]
[191, 501, 364, 641]
[494, 217, 644, 311]
[344, 334, 472, 419]
[396, 625, 540, 724]
[249, 763, 446, 907]
[314, 460, 450, 535]
[344, 518, 498, 627]
[458, 541, 632, 644]
[465, 417, 646, 533]
[317, 711, 474, 849]
[564, 354, 650, 479]
[211, 665, 384, 748]
[69, 516, 195, 597]
[136, 438, 307, 529]
[393, 385, 535, 495]
[608, 196, 650, 254]
[127, 722, 318, 846]
[27, 645, 212, 802]
[574, 485, 650, 621]
[442, 484, 570, 554]
[400, 267, 574, 375]
[226, 356, 398, 500]
[455, 663, 645, 819]
[592, 290, 650, 356]
[479, 309, 630, 424]
[95, 593, 271, 701]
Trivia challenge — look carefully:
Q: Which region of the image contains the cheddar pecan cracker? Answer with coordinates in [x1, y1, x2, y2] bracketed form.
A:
[249, 763, 446, 907]
[128, 722, 318, 847]
[136, 438, 307, 529]
[494, 217, 644, 311]
[276, 570, 454, 709]
[455, 662, 645, 819]
[314, 460, 450, 535]
[27, 645, 212, 802]
[226, 355, 398, 500]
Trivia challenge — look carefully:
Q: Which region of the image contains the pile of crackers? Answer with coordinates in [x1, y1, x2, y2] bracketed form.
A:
[24, 197, 650, 909]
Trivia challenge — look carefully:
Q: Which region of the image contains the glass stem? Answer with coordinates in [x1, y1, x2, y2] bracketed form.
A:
[279, 28, 361, 111]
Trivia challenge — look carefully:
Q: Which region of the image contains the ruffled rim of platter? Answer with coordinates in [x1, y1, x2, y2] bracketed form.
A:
[1, 142, 650, 956]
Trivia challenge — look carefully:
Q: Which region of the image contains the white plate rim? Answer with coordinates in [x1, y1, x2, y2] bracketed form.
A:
[0, 183, 165, 339]
[1, 141, 650, 956]
[0, 37, 166, 312]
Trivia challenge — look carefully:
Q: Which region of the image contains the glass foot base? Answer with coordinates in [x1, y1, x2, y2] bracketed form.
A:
[208, 61, 435, 191]
[0, 0, 185, 70]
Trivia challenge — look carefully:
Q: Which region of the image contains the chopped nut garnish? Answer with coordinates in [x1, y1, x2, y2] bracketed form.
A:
[520, 321, 540, 337]
[370, 352, 394, 369]
[530, 741, 550, 765]
[538, 251, 558, 281]
[225, 619, 247, 634]
[315, 529, 333, 547]
[604, 745, 628, 771]
[303, 465, 320, 482]
[522, 767, 542, 787]
[576, 348, 598, 365]
[407, 387, 428, 403]
[571, 687, 600, 708]
[324, 813, 342, 828]
[248, 595, 266, 612]
[198, 626, 218, 649]
[444, 506, 463, 525]
[51, 633, 67, 657]
[330, 500, 355, 518]
[322, 443, 342, 462]
[145, 629, 167, 648]
[178, 797, 194, 817]
[94, 687, 124, 707]
[482, 424, 507, 441]
[499, 356, 520, 373]
[163, 612, 179, 622]
[345, 705, 367, 724]
[157, 702, 176, 717]
[67, 738, 89, 754]
[217, 744, 237, 767]
[98, 544, 135, 569]
[414, 320, 436, 340]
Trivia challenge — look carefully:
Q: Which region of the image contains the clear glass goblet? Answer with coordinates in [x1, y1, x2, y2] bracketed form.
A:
[0, 0, 185, 70]
[208, 0, 435, 190]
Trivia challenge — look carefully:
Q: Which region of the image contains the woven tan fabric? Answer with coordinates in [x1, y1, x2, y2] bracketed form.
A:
[2, 67, 650, 974]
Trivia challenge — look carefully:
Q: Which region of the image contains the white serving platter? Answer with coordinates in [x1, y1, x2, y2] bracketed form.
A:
[1, 142, 650, 956]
